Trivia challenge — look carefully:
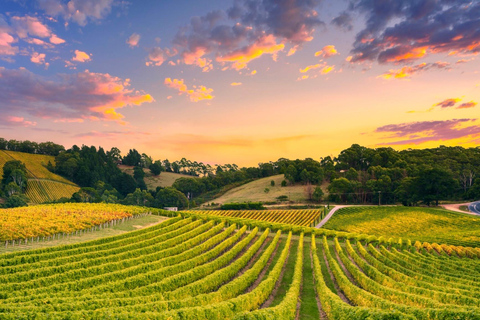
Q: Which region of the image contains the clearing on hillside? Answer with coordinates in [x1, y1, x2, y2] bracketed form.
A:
[323, 206, 480, 247]
[118, 165, 196, 189]
[210, 174, 327, 204]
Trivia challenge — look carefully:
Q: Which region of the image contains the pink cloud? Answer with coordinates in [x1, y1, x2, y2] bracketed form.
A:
[0, 67, 154, 124]
[375, 119, 480, 145]
[0, 31, 18, 56]
[49, 34, 65, 44]
[146, 47, 176, 66]
[434, 98, 461, 109]
[126, 33, 140, 47]
[30, 52, 48, 66]
[378, 62, 451, 80]
[457, 101, 477, 109]
[164, 78, 214, 102]
[2, 116, 37, 127]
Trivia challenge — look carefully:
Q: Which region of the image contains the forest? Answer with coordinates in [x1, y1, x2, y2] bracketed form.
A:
[1, 138, 479, 208]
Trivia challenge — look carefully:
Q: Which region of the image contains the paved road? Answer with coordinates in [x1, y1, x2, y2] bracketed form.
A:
[469, 201, 480, 215]
[315, 205, 349, 228]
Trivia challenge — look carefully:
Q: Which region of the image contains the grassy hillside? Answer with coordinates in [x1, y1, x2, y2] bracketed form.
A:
[0, 150, 79, 203]
[0, 150, 74, 185]
[211, 174, 326, 204]
[118, 165, 196, 189]
[324, 206, 480, 247]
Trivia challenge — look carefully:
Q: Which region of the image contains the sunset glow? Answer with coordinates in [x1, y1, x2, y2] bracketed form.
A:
[0, 0, 479, 165]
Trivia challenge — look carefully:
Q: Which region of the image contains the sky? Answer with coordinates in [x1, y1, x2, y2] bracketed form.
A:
[0, 0, 479, 166]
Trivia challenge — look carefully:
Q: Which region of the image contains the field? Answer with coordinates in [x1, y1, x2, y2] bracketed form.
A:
[183, 208, 326, 227]
[0, 203, 148, 242]
[1, 205, 480, 319]
[210, 174, 327, 205]
[323, 206, 480, 247]
[25, 179, 80, 203]
[119, 165, 196, 189]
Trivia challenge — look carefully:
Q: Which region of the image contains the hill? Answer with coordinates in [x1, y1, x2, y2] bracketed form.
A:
[1, 205, 480, 319]
[210, 174, 327, 205]
[323, 206, 480, 247]
[0, 150, 79, 203]
[118, 165, 196, 189]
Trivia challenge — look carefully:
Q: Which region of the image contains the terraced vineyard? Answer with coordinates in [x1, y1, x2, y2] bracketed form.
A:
[184, 209, 324, 227]
[323, 206, 480, 247]
[1, 205, 480, 319]
[25, 179, 80, 203]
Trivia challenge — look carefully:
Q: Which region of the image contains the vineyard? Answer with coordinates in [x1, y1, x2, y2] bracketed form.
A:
[0, 208, 480, 319]
[25, 179, 80, 204]
[0, 203, 146, 241]
[183, 209, 325, 227]
[323, 206, 480, 247]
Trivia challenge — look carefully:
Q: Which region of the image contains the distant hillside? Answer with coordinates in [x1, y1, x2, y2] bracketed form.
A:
[118, 165, 196, 189]
[210, 174, 328, 205]
[0, 150, 79, 203]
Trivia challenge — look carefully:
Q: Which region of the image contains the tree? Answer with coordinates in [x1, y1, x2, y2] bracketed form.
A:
[154, 187, 189, 209]
[9, 169, 27, 192]
[5, 182, 21, 197]
[2, 160, 27, 186]
[312, 186, 324, 202]
[172, 177, 205, 198]
[327, 178, 353, 203]
[71, 187, 99, 203]
[270, 180, 275, 187]
[107, 147, 122, 163]
[149, 161, 163, 176]
[122, 149, 142, 166]
[284, 165, 297, 184]
[4, 194, 28, 208]
[123, 188, 154, 206]
[415, 168, 458, 206]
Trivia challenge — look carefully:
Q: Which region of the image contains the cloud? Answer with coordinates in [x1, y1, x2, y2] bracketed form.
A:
[216, 34, 284, 70]
[378, 61, 450, 79]
[375, 119, 480, 145]
[331, 11, 353, 31]
[230, 82, 242, 86]
[148, 0, 323, 71]
[126, 33, 140, 47]
[348, 0, 480, 64]
[457, 101, 477, 109]
[146, 47, 176, 66]
[0, 116, 37, 127]
[164, 78, 214, 102]
[72, 50, 91, 62]
[38, 0, 115, 26]
[10, 15, 65, 45]
[74, 130, 151, 139]
[30, 52, 48, 66]
[0, 67, 154, 124]
[299, 63, 334, 74]
[314, 45, 338, 58]
[434, 98, 461, 109]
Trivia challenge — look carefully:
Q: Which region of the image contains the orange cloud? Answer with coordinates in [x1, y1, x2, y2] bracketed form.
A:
[378, 62, 450, 80]
[300, 64, 322, 73]
[231, 82, 242, 86]
[164, 78, 214, 102]
[5, 116, 36, 127]
[321, 65, 334, 74]
[383, 46, 428, 63]
[72, 50, 91, 62]
[217, 34, 284, 70]
[251, 70, 257, 75]
[287, 46, 298, 56]
[434, 98, 461, 109]
[315, 45, 338, 58]
[457, 101, 477, 109]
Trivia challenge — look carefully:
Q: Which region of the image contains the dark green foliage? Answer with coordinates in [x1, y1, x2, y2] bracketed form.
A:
[155, 187, 189, 209]
[281, 180, 287, 187]
[270, 180, 275, 187]
[2, 160, 27, 186]
[220, 202, 265, 210]
[71, 187, 100, 203]
[122, 149, 142, 166]
[3, 194, 28, 208]
[312, 186, 324, 202]
[149, 161, 163, 176]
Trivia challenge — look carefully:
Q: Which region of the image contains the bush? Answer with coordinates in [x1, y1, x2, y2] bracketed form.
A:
[281, 180, 287, 187]
[276, 195, 289, 202]
[270, 180, 275, 187]
[220, 202, 265, 210]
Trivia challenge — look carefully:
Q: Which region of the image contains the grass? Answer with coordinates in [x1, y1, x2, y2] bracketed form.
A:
[210, 174, 319, 204]
[299, 242, 321, 319]
[459, 205, 470, 212]
[271, 238, 298, 306]
[118, 165, 195, 189]
[0, 214, 167, 254]
[324, 206, 480, 247]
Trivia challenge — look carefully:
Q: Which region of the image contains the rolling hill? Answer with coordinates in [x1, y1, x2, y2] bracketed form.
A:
[0, 150, 79, 203]
[118, 165, 197, 189]
[210, 174, 328, 205]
